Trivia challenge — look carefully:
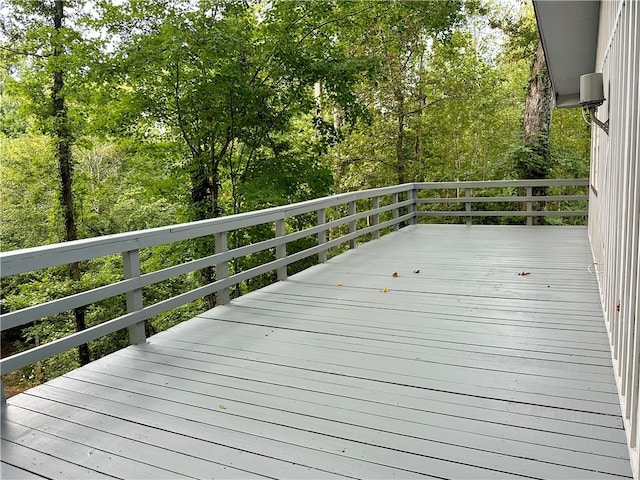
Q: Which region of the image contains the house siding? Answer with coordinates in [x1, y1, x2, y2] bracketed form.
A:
[589, 0, 640, 476]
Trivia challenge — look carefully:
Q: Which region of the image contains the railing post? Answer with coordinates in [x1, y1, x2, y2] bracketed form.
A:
[215, 231, 230, 305]
[1, 378, 6, 406]
[408, 188, 417, 225]
[465, 188, 472, 226]
[372, 196, 380, 239]
[348, 200, 357, 249]
[317, 208, 327, 263]
[392, 192, 399, 231]
[276, 218, 287, 280]
[526, 186, 533, 226]
[123, 249, 145, 345]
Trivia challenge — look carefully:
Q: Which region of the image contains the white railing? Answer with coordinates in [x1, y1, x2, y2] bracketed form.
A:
[0, 179, 588, 402]
[416, 179, 588, 225]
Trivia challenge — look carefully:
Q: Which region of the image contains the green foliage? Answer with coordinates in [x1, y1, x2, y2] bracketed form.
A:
[1, 0, 103, 136]
[326, 6, 525, 189]
[0, 135, 186, 251]
[418, 29, 524, 181]
[75, 140, 187, 235]
[510, 141, 552, 179]
[0, 71, 27, 137]
[94, 0, 367, 223]
[325, 0, 588, 191]
[1, 134, 62, 249]
[549, 108, 591, 178]
[236, 115, 334, 211]
[489, 0, 539, 61]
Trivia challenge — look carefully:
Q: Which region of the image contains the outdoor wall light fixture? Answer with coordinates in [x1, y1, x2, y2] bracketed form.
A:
[580, 72, 609, 135]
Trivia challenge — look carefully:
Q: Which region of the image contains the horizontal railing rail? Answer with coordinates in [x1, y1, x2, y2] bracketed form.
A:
[0, 179, 588, 402]
[415, 179, 589, 226]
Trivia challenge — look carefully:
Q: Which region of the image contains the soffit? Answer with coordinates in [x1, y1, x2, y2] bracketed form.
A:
[533, 1, 600, 108]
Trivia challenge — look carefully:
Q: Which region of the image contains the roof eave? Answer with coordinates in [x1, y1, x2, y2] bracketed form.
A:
[533, 1, 600, 109]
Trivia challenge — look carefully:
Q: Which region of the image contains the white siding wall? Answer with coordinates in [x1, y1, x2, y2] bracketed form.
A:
[589, 0, 640, 476]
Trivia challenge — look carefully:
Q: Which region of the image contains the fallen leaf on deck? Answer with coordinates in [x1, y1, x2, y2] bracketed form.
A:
[616, 300, 621, 312]
[392, 272, 398, 277]
[518, 271, 531, 276]
[219, 405, 226, 410]
[381, 288, 389, 293]
[413, 269, 420, 274]
[337, 282, 343, 286]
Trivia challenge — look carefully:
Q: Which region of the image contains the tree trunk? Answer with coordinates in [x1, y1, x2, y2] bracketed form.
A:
[53, 0, 90, 366]
[519, 38, 553, 224]
[333, 106, 343, 134]
[314, 81, 323, 117]
[190, 154, 211, 220]
[412, 94, 426, 169]
[523, 39, 553, 149]
[188, 152, 217, 308]
[395, 88, 406, 185]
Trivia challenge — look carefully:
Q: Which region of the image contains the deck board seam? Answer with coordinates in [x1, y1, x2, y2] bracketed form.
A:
[66, 366, 632, 460]
[88, 354, 628, 435]
[120, 347, 624, 413]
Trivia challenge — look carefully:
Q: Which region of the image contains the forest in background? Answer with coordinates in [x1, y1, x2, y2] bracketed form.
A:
[0, 0, 590, 394]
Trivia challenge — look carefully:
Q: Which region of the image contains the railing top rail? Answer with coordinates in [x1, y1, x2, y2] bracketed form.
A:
[416, 179, 589, 189]
[0, 183, 414, 278]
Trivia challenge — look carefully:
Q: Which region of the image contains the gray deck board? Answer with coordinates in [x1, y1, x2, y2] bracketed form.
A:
[0, 225, 633, 479]
[0, 462, 49, 480]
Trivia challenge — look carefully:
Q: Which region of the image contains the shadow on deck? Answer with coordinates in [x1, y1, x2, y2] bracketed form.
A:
[1, 225, 632, 479]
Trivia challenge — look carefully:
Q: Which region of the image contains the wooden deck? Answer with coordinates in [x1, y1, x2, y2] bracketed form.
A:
[1, 225, 633, 479]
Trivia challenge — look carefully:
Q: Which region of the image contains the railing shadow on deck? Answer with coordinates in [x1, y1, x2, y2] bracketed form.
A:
[0, 179, 589, 403]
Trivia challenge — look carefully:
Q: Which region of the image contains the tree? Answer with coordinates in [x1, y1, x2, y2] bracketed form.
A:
[492, 2, 553, 182]
[52, 0, 90, 364]
[416, 28, 521, 182]
[326, 2, 535, 191]
[336, 1, 464, 186]
[97, 0, 367, 306]
[2, 0, 93, 364]
[519, 37, 553, 182]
